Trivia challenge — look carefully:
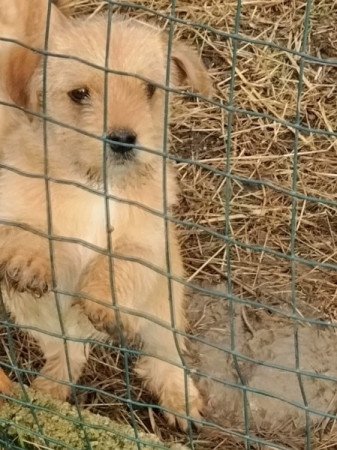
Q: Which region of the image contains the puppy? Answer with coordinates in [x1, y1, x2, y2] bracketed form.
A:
[0, 0, 211, 429]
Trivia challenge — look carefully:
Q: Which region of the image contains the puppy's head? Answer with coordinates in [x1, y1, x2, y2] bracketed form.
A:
[2, 7, 212, 186]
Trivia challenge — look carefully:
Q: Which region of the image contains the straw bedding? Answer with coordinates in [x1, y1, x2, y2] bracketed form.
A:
[1, 0, 336, 449]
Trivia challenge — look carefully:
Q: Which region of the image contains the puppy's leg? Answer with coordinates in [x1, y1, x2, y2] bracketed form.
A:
[136, 326, 202, 430]
[0, 229, 93, 400]
[78, 244, 202, 429]
[32, 337, 89, 401]
[0, 227, 51, 297]
[134, 276, 202, 430]
[29, 300, 95, 401]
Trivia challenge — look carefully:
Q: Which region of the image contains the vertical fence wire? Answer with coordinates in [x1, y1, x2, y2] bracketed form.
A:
[102, 2, 141, 447]
[224, 1, 254, 449]
[290, 1, 314, 448]
[41, 2, 93, 448]
[161, 1, 196, 447]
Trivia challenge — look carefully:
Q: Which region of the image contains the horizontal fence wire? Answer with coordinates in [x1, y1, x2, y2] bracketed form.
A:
[0, 0, 336, 449]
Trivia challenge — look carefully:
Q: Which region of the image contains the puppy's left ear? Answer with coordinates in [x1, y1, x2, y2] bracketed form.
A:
[169, 40, 213, 97]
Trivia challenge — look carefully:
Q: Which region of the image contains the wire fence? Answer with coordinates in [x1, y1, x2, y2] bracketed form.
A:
[0, 0, 337, 449]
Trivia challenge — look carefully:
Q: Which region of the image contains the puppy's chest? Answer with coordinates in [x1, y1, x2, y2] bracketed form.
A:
[51, 184, 118, 249]
[50, 184, 160, 261]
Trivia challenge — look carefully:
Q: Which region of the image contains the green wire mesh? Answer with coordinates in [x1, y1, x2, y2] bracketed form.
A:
[0, 0, 336, 449]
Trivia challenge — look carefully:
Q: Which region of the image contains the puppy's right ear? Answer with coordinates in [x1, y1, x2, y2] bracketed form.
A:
[3, 46, 41, 109]
[0, 0, 67, 109]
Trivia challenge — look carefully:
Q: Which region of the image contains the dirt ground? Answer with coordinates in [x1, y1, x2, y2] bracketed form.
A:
[1, 0, 337, 449]
[186, 286, 337, 449]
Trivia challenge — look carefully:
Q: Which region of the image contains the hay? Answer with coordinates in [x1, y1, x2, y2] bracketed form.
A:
[0, 386, 167, 449]
[1, 0, 337, 449]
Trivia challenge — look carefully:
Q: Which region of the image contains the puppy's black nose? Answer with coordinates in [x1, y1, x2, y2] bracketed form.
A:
[107, 130, 137, 153]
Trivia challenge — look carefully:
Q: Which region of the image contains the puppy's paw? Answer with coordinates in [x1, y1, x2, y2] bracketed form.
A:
[161, 377, 203, 431]
[0, 249, 51, 297]
[78, 299, 116, 334]
[137, 360, 203, 431]
[32, 377, 70, 401]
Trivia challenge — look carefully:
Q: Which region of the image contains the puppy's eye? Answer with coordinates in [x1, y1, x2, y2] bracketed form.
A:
[146, 83, 157, 99]
[68, 88, 90, 104]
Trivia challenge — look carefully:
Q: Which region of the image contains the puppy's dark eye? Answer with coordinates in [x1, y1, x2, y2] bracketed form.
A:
[68, 88, 90, 104]
[146, 83, 157, 99]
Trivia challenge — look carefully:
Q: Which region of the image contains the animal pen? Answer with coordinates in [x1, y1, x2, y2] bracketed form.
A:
[0, 0, 337, 449]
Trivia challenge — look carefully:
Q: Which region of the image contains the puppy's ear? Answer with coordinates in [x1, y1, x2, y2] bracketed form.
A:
[0, 0, 64, 39]
[0, 0, 67, 109]
[3, 46, 41, 109]
[169, 40, 213, 97]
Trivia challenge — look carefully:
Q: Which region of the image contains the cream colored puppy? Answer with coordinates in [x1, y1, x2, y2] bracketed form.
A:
[0, 0, 211, 429]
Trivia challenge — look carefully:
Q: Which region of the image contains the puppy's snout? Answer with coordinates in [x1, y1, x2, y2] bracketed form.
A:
[107, 130, 137, 153]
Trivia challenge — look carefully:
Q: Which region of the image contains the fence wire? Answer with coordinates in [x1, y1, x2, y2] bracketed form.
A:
[0, 0, 336, 449]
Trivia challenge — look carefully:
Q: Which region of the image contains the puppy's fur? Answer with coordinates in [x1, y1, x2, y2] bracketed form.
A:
[0, 369, 12, 396]
[0, 0, 211, 428]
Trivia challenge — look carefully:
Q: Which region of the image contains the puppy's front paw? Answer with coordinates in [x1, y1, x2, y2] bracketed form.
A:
[0, 248, 51, 297]
[161, 377, 203, 431]
[136, 359, 203, 431]
[77, 297, 116, 334]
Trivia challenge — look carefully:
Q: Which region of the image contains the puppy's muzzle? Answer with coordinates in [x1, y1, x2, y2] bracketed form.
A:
[107, 129, 137, 155]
